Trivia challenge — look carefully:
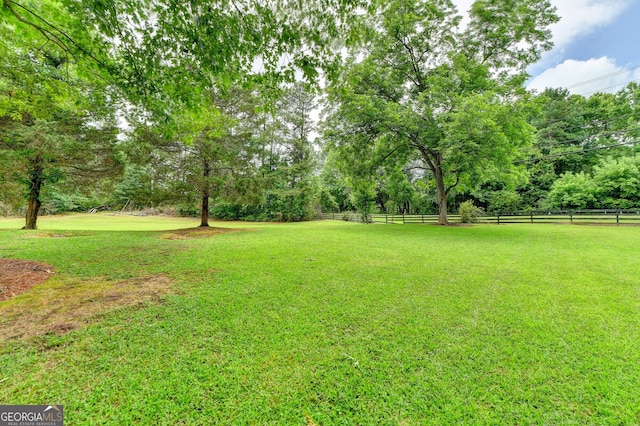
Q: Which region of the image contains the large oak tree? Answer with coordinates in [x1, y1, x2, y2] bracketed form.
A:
[325, 0, 558, 224]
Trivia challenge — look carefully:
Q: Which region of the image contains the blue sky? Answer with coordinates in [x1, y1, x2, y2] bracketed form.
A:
[519, 0, 640, 95]
[455, 0, 640, 96]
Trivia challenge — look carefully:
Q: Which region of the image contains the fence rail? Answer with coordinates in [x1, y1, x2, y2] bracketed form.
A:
[319, 210, 640, 225]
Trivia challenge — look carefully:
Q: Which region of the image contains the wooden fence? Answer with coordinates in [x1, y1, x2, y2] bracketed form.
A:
[320, 212, 458, 224]
[319, 210, 640, 225]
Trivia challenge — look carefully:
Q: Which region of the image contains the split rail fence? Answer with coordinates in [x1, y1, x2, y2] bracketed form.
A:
[320, 210, 640, 225]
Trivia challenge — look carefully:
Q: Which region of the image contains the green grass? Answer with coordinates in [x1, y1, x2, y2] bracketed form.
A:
[0, 212, 201, 231]
[1, 216, 639, 424]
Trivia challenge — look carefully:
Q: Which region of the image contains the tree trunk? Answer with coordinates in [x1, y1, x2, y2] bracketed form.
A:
[416, 146, 449, 225]
[200, 159, 210, 227]
[25, 196, 42, 230]
[24, 156, 44, 230]
[433, 158, 449, 225]
[437, 187, 449, 225]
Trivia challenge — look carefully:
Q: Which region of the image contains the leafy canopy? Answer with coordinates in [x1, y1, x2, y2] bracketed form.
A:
[324, 0, 558, 223]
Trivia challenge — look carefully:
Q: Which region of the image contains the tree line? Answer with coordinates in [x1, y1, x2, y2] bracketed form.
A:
[2, 0, 638, 229]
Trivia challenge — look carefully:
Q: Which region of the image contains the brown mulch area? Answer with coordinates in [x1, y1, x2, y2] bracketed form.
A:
[0, 259, 54, 302]
[160, 226, 239, 240]
[0, 270, 174, 341]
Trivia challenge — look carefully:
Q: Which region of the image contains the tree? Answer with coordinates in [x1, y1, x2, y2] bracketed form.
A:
[0, 114, 122, 228]
[260, 83, 318, 221]
[325, 0, 557, 224]
[318, 153, 353, 212]
[3, 0, 368, 119]
[0, 40, 121, 228]
[592, 156, 640, 209]
[169, 88, 259, 227]
[382, 169, 415, 214]
[3, 0, 375, 228]
[528, 88, 590, 176]
[546, 172, 595, 210]
[112, 164, 155, 209]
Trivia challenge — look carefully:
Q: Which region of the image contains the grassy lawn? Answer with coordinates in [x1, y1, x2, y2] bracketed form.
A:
[1, 216, 639, 424]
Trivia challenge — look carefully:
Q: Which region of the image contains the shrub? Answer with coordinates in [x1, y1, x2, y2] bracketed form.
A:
[592, 156, 640, 209]
[0, 201, 13, 216]
[42, 190, 100, 214]
[547, 172, 596, 209]
[211, 202, 239, 220]
[177, 204, 199, 217]
[459, 200, 484, 223]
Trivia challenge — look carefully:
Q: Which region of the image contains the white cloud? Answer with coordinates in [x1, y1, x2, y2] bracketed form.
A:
[527, 57, 640, 95]
[530, 0, 632, 71]
[548, 0, 630, 50]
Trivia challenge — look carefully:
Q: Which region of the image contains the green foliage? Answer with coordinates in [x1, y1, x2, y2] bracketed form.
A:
[458, 200, 484, 223]
[318, 153, 353, 212]
[255, 83, 318, 221]
[1, 0, 366, 224]
[210, 190, 317, 222]
[516, 160, 557, 209]
[544, 155, 640, 210]
[325, 0, 557, 224]
[484, 190, 523, 213]
[122, 83, 322, 223]
[317, 186, 339, 213]
[523, 84, 640, 211]
[177, 204, 199, 218]
[5, 0, 639, 221]
[263, 188, 316, 222]
[383, 169, 415, 213]
[42, 190, 99, 214]
[592, 156, 640, 208]
[210, 201, 241, 220]
[112, 165, 154, 208]
[0, 5, 122, 228]
[348, 178, 376, 223]
[546, 172, 596, 210]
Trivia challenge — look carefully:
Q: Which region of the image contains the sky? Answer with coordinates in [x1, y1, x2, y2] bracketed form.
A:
[454, 0, 640, 96]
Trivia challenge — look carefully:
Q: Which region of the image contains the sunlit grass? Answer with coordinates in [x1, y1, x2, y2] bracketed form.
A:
[1, 218, 639, 424]
[0, 212, 201, 231]
[0, 212, 287, 231]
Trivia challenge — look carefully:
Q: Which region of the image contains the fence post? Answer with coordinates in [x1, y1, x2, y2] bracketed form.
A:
[617, 212, 620, 225]
[570, 211, 573, 223]
[403, 213, 405, 224]
[497, 214, 500, 225]
[422, 214, 424, 223]
[530, 211, 533, 223]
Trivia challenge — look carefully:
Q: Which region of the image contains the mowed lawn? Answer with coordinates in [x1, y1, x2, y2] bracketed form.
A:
[1, 215, 639, 424]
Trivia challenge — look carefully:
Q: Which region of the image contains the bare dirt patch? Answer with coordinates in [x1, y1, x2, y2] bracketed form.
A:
[160, 226, 238, 240]
[0, 259, 55, 302]
[0, 271, 174, 342]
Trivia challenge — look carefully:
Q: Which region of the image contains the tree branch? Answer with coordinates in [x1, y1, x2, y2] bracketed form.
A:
[5, 0, 111, 71]
[412, 142, 436, 173]
[4, 0, 69, 54]
[445, 173, 460, 194]
[392, 32, 425, 91]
